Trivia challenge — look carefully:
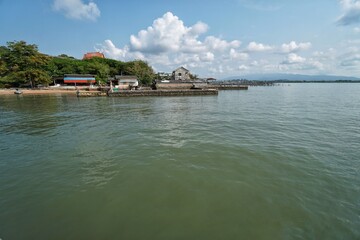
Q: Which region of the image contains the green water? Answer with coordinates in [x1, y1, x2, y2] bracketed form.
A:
[0, 84, 359, 239]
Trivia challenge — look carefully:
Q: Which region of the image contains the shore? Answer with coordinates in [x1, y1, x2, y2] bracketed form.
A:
[0, 89, 77, 95]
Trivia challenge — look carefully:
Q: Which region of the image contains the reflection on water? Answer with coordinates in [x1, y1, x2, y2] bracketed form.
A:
[0, 84, 359, 239]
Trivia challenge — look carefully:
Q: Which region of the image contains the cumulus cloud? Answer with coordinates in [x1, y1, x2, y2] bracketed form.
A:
[128, 12, 241, 55]
[281, 53, 306, 64]
[337, 0, 360, 25]
[281, 41, 312, 53]
[96, 40, 144, 61]
[95, 11, 330, 77]
[97, 12, 243, 74]
[247, 42, 273, 52]
[230, 49, 249, 60]
[53, 0, 100, 21]
[205, 36, 241, 52]
[130, 12, 189, 53]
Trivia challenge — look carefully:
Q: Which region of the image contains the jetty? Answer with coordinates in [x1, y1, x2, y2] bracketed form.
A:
[76, 89, 218, 97]
[108, 89, 218, 97]
[211, 84, 248, 90]
[76, 91, 107, 97]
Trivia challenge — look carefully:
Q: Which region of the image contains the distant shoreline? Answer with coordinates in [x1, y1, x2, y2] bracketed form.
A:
[213, 80, 360, 86]
[224, 80, 360, 83]
[271, 80, 360, 83]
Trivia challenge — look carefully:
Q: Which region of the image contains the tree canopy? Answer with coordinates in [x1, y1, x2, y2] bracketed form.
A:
[0, 41, 51, 87]
[0, 41, 155, 88]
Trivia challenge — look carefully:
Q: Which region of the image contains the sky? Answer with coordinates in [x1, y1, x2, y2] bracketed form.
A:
[1, 0, 360, 78]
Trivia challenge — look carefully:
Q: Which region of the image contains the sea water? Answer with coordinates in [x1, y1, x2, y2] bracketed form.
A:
[0, 83, 359, 239]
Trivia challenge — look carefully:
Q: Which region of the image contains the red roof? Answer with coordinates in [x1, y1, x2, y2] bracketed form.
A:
[83, 52, 105, 60]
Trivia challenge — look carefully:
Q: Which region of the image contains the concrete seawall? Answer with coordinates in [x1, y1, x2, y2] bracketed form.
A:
[77, 91, 107, 97]
[210, 85, 248, 90]
[107, 89, 218, 97]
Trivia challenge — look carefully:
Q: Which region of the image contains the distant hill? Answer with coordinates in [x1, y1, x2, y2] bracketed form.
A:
[223, 73, 360, 81]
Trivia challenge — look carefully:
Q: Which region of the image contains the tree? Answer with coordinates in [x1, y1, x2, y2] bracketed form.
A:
[189, 73, 198, 80]
[125, 60, 155, 85]
[0, 41, 51, 87]
[47, 57, 83, 77]
[57, 54, 75, 59]
[85, 61, 110, 84]
[0, 41, 158, 87]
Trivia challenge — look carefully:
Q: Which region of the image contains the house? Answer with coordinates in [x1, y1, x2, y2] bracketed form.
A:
[83, 52, 105, 60]
[172, 67, 191, 81]
[63, 74, 96, 86]
[110, 75, 139, 90]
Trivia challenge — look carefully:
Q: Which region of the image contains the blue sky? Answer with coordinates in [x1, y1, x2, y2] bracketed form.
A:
[1, 0, 360, 78]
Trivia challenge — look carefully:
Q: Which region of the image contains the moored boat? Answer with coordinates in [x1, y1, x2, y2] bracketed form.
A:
[14, 89, 23, 94]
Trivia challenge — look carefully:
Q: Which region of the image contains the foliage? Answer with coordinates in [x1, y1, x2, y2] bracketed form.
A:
[0, 41, 156, 87]
[125, 60, 155, 85]
[0, 41, 51, 87]
[189, 73, 198, 80]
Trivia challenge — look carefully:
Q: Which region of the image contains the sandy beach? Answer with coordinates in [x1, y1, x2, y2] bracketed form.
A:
[0, 89, 77, 95]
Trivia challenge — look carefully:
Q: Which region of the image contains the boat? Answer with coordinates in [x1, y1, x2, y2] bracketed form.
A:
[14, 89, 23, 94]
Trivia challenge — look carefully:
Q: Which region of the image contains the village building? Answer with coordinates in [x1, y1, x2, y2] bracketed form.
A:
[110, 75, 139, 90]
[62, 74, 96, 86]
[172, 67, 191, 81]
[83, 52, 105, 60]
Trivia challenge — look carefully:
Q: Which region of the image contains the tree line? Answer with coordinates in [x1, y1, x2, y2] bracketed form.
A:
[0, 41, 155, 88]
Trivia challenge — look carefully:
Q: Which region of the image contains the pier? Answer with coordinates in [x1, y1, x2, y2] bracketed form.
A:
[107, 89, 218, 97]
[212, 85, 248, 90]
[76, 91, 107, 97]
[76, 89, 218, 97]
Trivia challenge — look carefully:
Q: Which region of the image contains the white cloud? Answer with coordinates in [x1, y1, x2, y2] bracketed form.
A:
[96, 40, 144, 61]
[95, 11, 342, 77]
[229, 49, 249, 60]
[97, 12, 244, 75]
[53, 0, 100, 21]
[205, 36, 241, 52]
[250, 60, 259, 66]
[281, 41, 312, 53]
[128, 12, 241, 56]
[189, 22, 209, 36]
[281, 53, 306, 64]
[247, 41, 273, 52]
[313, 48, 336, 61]
[200, 52, 215, 62]
[209, 65, 224, 74]
[337, 0, 360, 25]
[238, 65, 249, 71]
[130, 12, 188, 53]
[308, 60, 324, 70]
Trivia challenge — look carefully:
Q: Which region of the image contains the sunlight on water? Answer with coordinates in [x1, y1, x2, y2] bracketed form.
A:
[0, 83, 359, 239]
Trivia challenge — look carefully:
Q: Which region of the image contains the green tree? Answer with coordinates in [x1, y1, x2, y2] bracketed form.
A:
[1, 41, 158, 87]
[125, 60, 155, 85]
[1, 41, 51, 87]
[189, 73, 198, 80]
[85, 61, 110, 84]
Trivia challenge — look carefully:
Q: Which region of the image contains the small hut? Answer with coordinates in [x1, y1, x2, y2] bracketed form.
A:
[110, 75, 139, 90]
